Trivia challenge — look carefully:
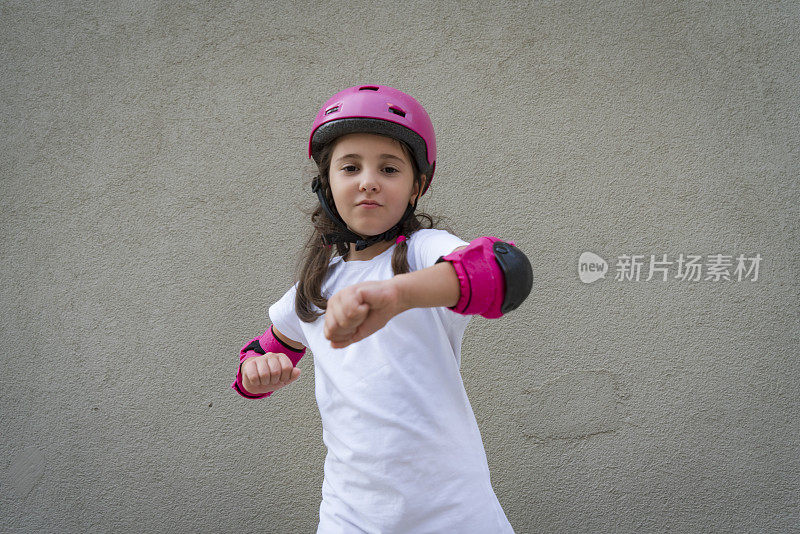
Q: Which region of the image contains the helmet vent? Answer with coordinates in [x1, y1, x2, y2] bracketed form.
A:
[358, 85, 380, 91]
[324, 105, 339, 115]
[388, 106, 406, 117]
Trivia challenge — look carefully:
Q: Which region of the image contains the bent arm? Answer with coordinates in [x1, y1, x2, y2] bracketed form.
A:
[232, 325, 306, 399]
[391, 246, 466, 312]
[323, 239, 531, 349]
[392, 237, 533, 318]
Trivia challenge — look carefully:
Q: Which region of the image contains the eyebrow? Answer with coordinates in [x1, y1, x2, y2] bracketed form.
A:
[334, 153, 406, 165]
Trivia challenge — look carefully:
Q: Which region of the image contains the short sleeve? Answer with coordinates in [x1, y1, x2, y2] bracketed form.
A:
[408, 229, 470, 271]
[268, 283, 309, 349]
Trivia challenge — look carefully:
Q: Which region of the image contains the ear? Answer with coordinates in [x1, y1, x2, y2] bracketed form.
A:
[411, 174, 427, 203]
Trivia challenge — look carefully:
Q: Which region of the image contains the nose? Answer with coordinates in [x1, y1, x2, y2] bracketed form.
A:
[358, 169, 380, 192]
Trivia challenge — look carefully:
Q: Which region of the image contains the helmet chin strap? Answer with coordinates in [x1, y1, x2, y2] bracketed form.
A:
[312, 175, 419, 252]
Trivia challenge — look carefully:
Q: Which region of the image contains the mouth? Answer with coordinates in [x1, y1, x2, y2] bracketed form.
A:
[357, 201, 382, 207]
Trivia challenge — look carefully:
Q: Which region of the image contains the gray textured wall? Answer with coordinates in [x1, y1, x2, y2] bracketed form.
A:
[2, 1, 798, 533]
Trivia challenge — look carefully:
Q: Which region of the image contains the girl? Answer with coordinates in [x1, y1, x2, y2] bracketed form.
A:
[233, 85, 531, 533]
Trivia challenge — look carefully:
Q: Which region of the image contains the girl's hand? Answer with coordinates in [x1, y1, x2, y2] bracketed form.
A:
[241, 352, 301, 395]
[324, 279, 405, 349]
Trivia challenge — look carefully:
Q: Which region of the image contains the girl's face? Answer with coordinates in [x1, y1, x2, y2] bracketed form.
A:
[328, 133, 421, 238]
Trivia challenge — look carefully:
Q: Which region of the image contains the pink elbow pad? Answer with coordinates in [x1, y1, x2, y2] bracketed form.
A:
[232, 325, 306, 399]
[435, 236, 533, 319]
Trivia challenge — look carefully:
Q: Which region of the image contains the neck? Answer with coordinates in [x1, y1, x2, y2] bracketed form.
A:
[345, 239, 395, 262]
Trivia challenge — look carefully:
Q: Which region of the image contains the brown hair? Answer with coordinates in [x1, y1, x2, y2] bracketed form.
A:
[293, 135, 451, 323]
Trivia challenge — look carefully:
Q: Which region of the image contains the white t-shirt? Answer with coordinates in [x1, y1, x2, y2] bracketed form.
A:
[269, 228, 515, 534]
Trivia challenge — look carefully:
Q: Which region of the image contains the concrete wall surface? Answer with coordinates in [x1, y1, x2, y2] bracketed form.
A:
[1, 1, 798, 532]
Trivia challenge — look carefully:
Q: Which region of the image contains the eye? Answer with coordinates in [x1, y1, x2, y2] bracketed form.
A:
[383, 166, 399, 174]
[341, 165, 358, 173]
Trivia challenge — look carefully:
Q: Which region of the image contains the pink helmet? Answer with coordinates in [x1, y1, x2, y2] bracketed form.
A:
[309, 85, 436, 195]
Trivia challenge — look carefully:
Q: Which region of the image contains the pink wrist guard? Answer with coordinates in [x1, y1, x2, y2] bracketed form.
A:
[435, 236, 533, 319]
[232, 325, 306, 399]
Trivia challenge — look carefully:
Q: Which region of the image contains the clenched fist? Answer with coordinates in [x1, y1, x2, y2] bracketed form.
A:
[324, 279, 406, 349]
[240, 352, 301, 396]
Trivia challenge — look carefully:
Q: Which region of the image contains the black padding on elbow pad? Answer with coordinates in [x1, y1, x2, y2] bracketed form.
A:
[493, 241, 533, 314]
[244, 339, 265, 355]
